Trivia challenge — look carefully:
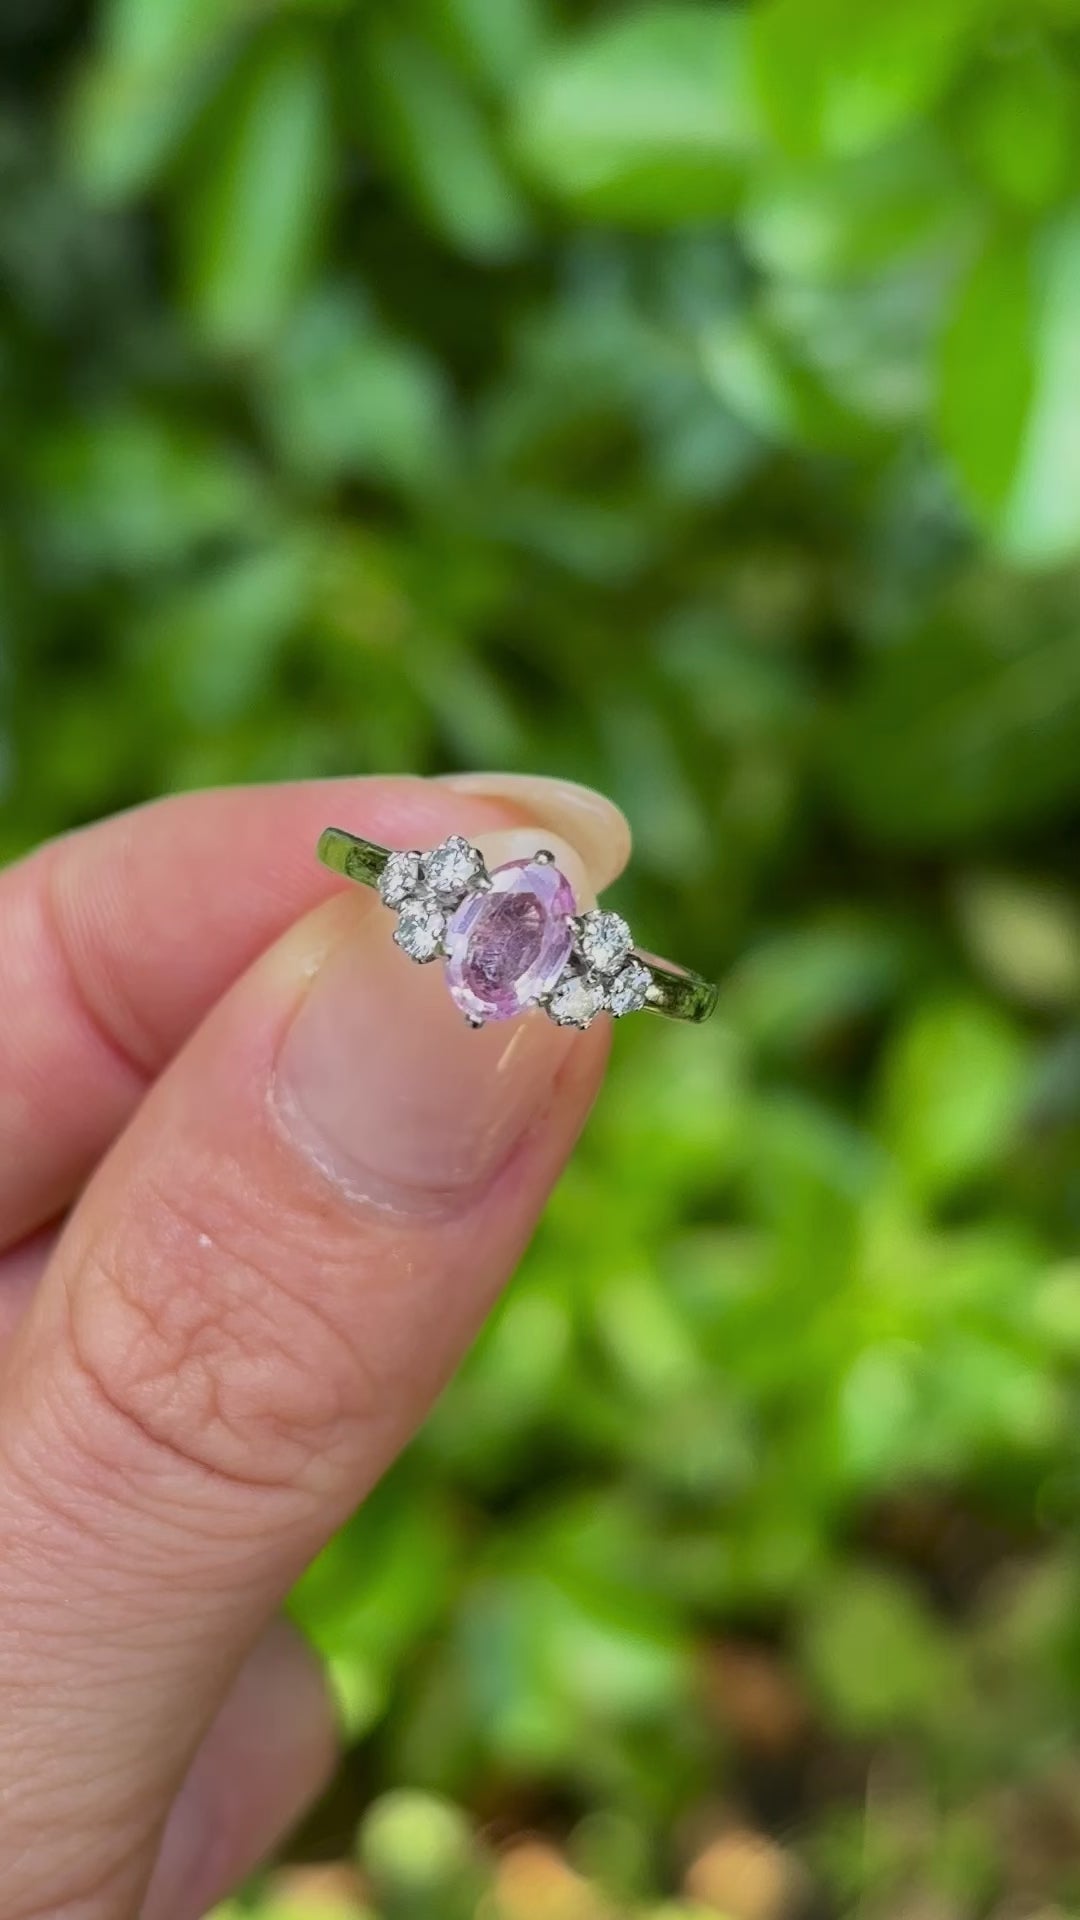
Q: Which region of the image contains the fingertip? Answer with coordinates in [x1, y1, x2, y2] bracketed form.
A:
[143, 1619, 338, 1920]
[436, 772, 632, 892]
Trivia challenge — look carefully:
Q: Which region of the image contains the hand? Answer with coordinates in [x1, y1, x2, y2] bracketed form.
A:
[0, 774, 628, 1920]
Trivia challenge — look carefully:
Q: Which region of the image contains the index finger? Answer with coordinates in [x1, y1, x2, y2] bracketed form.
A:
[0, 775, 629, 1249]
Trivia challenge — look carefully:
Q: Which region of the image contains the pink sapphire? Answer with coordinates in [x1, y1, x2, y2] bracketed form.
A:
[444, 857, 576, 1023]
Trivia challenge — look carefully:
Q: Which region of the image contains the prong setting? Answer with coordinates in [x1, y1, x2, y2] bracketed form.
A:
[372, 830, 659, 1028]
[319, 823, 716, 1024]
[393, 896, 447, 962]
[384, 835, 490, 962]
[575, 908, 633, 976]
[546, 968, 606, 1029]
[379, 848, 423, 909]
[607, 956, 652, 1017]
[422, 833, 487, 902]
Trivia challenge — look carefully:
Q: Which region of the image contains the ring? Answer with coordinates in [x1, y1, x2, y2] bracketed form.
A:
[317, 827, 718, 1030]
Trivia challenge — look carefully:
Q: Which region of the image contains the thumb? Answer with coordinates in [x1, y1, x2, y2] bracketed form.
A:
[0, 818, 613, 1918]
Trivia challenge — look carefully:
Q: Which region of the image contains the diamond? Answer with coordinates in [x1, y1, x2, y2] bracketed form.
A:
[444, 857, 576, 1022]
[379, 849, 421, 908]
[394, 897, 446, 963]
[607, 957, 651, 1017]
[422, 834, 484, 903]
[577, 908, 632, 975]
[546, 969, 606, 1029]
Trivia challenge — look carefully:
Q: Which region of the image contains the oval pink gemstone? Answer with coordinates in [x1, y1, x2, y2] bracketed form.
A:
[444, 857, 577, 1022]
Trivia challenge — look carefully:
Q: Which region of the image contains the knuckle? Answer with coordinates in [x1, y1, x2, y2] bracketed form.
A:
[61, 1163, 380, 1501]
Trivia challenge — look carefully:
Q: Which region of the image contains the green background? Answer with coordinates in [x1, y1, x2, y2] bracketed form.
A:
[5, 0, 1080, 1914]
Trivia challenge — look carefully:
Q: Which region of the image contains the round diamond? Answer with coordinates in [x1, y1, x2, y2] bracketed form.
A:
[577, 909, 632, 975]
[394, 897, 446, 963]
[379, 849, 421, 908]
[607, 957, 651, 1017]
[422, 835, 484, 902]
[444, 857, 576, 1022]
[546, 970, 606, 1029]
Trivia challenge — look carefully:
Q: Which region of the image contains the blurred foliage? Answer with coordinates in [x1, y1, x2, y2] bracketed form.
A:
[4, 0, 1080, 1914]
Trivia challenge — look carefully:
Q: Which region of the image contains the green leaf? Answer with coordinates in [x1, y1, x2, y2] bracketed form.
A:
[253, 1885, 376, 1920]
[290, 1481, 458, 1672]
[67, 64, 215, 204]
[30, 406, 266, 572]
[939, 213, 1080, 564]
[132, 535, 315, 722]
[723, 916, 917, 1056]
[1030, 1260, 1080, 1358]
[358, 19, 531, 260]
[801, 1568, 962, 1733]
[359, 1791, 477, 1900]
[179, 24, 334, 352]
[415, 0, 549, 98]
[514, 5, 762, 225]
[65, 0, 247, 200]
[828, 581, 1080, 843]
[260, 286, 454, 491]
[464, 1566, 689, 1757]
[752, 0, 995, 158]
[955, 870, 1080, 1009]
[699, 307, 867, 451]
[938, 230, 1035, 527]
[877, 995, 1029, 1203]
[744, 134, 969, 284]
[956, 44, 1076, 213]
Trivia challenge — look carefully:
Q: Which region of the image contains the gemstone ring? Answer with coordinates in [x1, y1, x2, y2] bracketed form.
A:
[317, 827, 718, 1030]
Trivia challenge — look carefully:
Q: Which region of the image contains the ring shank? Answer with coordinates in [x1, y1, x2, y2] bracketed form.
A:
[642, 959, 718, 1025]
[317, 826, 717, 1025]
[318, 826, 389, 890]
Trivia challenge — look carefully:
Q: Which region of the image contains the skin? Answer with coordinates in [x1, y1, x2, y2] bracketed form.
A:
[0, 773, 631, 1920]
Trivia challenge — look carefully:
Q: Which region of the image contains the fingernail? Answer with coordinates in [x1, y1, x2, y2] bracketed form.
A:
[436, 773, 631, 893]
[274, 828, 599, 1213]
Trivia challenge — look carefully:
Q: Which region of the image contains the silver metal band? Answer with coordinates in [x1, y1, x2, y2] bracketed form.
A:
[318, 826, 718, 1026]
